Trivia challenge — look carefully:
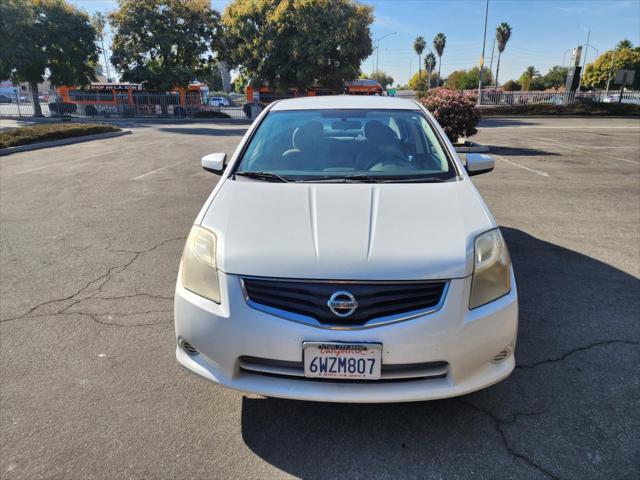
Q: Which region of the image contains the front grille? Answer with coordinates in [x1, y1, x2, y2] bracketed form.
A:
[242, 278, 447, 325]
[239, 356, 448, 383]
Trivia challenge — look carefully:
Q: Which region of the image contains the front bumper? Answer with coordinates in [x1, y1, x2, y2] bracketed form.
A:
[174, 270, 518, 403]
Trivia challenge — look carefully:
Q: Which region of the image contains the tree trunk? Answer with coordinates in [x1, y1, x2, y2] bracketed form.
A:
[418, 54, 422, 86]
[438, 58, 442, 87]
[428, 65, 431, 90]
[494, 53, 501, 92]
[29, 81, 43, 117]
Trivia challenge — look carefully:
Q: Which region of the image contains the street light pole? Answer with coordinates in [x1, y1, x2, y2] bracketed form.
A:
[374, 32, 397, 73]
[577, 27, 590, 93]
[477, 0, 490, 105]
[605, 50, 616, 95]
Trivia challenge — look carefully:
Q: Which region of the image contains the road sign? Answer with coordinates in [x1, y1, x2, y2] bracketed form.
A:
[614, 70, 635, 86]
[388, 88, 396, 96]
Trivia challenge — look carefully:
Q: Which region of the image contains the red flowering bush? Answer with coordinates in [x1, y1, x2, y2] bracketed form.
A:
[419, 88, 481, 143]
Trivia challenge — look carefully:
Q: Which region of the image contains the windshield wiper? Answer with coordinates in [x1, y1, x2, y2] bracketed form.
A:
[387, 176, 447, 183]
[234, 171, 292, 183]
[343, 175, 387, 183]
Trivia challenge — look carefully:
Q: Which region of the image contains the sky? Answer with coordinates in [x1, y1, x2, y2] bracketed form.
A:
[70, 0, 640, 86]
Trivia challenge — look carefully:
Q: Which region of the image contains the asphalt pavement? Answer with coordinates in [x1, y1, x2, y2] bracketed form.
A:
[1, 116, 639, 479]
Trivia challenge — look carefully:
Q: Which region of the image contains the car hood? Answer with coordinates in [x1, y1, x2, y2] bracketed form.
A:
[201, 179, 495, 280]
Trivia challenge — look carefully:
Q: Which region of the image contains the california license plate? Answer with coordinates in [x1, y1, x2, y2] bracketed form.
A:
[303, 342, 382, 380]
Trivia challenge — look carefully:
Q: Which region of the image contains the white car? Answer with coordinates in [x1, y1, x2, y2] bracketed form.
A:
[209, 96, 231, 107]
[175, 96, 517, 403]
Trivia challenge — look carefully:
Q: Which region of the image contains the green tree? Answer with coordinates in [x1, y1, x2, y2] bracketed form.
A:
[110, 0, 219, 91]
[494, 22, 512, 89]
[368, 70, 394, 89]
[222, 0, 373, 91]
[583, 48, 640, 89]
[413, 36, 426, 81]
[424, 52, 436, 89]
[518, 66, 539, 91]
[433, 33, 447, 83]
[0, 0, 99, 116]
[502, 79, 521, 91]
[445, 69, 467, 90]
[446, 67, 492, 90]
[541, 65, 567, 90]
[616, 39, 633, 50]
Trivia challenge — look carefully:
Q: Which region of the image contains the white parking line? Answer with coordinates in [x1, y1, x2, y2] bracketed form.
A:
[536, 137, 640, 165]
[493, 154, 550, 177]
[13, 165, 51, 175]
[131, 160, 186, 180]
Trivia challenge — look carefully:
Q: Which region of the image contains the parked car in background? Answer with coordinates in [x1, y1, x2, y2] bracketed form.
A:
[175, 95, 518, 403]
[209, 96, 231, 107]
[0, 95, 12, 103]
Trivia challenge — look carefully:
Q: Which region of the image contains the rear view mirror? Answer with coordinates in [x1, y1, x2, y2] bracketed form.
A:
[465, 153, 495, 176]
[202, 152, 227, 174]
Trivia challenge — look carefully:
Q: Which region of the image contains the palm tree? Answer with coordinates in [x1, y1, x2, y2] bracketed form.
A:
[433, 33, 446, 85]
[494, 22, 512, 90]
[520, 66, 539, 91]
[424, 52, 436, 89]
[413, 36, 426, 82]
[616, 39, 633, 50]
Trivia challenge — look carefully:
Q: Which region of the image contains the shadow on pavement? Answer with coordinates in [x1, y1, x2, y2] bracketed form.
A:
[479, 118, 539, 128]
[158, 127, 248, 136]
[240, 228, 640, 479]
[490, 146, 560, 156]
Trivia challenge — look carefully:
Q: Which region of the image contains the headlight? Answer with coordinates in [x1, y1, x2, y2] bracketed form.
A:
[469, 228, 511, 309]
[181, 225, 220, 303]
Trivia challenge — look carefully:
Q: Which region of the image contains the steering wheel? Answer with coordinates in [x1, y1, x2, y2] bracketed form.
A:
[365, 153, 415, 171]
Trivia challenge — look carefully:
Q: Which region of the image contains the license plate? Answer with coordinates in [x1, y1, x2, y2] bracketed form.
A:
[303, 342, 382, 380]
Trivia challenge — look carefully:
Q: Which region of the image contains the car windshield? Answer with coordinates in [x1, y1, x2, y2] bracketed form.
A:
[234, 109, 457, 182]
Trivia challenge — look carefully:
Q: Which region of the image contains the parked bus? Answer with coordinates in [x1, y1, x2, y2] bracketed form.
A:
[55, 82, 210, 116]
[245, 78, 383, 103]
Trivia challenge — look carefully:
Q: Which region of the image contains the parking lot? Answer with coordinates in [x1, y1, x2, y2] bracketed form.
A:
[1, 116, 639, 479]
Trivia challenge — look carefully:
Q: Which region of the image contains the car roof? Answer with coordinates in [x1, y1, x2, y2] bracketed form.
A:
[270, 95, 420, 111]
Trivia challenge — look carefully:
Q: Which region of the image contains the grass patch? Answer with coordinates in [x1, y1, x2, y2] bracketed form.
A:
[192, 110, 232, 118]
[480, 102, 640, 116]
[0, 123, 121, 148]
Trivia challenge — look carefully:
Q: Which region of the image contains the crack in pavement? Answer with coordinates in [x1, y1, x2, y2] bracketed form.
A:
[459, 399, 559, 479]
[517, 340, 639, 370]
[0, 236, 184, 324]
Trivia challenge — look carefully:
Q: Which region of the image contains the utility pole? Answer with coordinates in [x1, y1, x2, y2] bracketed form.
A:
[488, 37, 496, 78]
[577, 27, 590, 93]
[374, 32, 397, 74]
[605, 50, 616, 95]
[477, 0, 490, 105]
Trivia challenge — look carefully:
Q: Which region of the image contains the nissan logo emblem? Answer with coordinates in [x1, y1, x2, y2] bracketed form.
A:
[327, 291, 358, 318]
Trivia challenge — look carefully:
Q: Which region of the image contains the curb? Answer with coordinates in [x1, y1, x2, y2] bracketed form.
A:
[0, 130, 132, 156]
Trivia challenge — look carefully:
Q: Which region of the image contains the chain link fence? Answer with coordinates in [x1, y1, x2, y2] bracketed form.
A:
[1, 88, 639, 120]
[0, 90, 251, 120]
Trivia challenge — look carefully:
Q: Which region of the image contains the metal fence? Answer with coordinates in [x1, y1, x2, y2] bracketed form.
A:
[0, 91, 250, 120]
[475, 89, 640, 107]
[1, 88, 639, 119]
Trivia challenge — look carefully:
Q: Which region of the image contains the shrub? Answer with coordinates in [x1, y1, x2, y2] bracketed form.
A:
[48, 102, 77, 115]
[480, 102, 640, 116]
[193, 110, 232, 118]
[0, 123, 120, 148]
[419, 88, 481, 142]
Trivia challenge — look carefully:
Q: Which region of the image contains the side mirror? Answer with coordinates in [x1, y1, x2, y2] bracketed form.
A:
[465, 153, 495, 176]
[201, 152, 227, 174]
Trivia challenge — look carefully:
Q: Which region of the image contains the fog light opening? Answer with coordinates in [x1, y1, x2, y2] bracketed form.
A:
[181, 340, 199, 356]
[492, 347, 512, 363]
